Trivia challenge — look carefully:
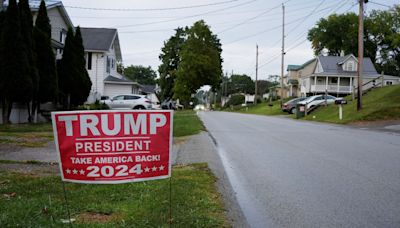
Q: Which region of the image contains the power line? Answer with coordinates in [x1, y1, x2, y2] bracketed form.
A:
[368, 1, 392, 8]
[113, 0, 258, 28]
[217, 0, 292, 34]
[63, 0, 241, 11]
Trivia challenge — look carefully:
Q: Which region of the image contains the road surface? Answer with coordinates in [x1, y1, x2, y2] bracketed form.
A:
[199, 111, 400, 228]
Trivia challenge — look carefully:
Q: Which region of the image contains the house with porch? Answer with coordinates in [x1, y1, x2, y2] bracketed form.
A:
[80, 27, 141, 103]
[296, 54, 400, 97]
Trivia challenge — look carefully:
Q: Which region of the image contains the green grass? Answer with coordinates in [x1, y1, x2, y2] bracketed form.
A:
[0, 123, 52, 133]
[0, 163, 228, 227]
[225, 99, 290, 116]
[303, 85, 400, 124]
[173, 110, 205, 137]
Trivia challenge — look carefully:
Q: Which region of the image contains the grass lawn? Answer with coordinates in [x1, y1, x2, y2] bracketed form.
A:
[173, 110, 205, 137]
[0, 163, 228, 227]
[303, 85, 400, 124]
[225, 99, 290, 116]
[0, 110, 204, 147]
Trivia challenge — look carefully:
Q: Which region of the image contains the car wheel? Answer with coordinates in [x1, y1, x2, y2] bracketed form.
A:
[134, 105, 145, 110]
[290, 107, 296, 114]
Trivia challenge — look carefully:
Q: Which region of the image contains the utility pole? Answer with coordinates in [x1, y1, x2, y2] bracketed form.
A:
[255, 44, 259, 105]
[280, 3, 285, 106]
[357, 0, 367, 111]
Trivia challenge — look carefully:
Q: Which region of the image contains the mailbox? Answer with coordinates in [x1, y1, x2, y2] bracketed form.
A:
[335, 99, 347, 105]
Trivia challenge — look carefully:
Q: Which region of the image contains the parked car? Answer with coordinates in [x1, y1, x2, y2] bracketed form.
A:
[297, 95, 336, 109]
[104, 94, 152, 110]
[282, 97, 307, 114]
[161, 99, 176, 110]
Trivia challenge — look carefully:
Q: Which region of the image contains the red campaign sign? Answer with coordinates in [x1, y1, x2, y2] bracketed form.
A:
[51, 110, 173, 184]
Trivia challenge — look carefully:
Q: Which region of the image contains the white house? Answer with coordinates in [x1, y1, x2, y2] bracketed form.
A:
[79, 27, 141, 103]
[297, 54, 400, 97]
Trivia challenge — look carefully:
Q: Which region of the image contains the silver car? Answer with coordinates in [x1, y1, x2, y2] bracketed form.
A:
[105, 94, 152, 110]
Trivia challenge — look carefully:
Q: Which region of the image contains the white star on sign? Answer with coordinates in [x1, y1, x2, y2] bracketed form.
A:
[152, 166, 157, 172]
[79, 169, 85, 175]
[66, 169, 71, 174]
[144, 167, 150, 172]
[73, 169, 78, 174]
[159, 165, 165, 171]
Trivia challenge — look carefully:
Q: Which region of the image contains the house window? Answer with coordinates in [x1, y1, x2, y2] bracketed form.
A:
[87, 52, 92, 70]
[106, 57, 110, 73]
[331, 78, 338, 84]
[346, 61, 354, 71]
[111, 58, 115, 69]
[386, 81, 393, 85]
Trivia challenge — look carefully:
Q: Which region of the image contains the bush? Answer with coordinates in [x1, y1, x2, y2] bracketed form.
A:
[76, 100, 110, 110]
[225, 94, 245, 107]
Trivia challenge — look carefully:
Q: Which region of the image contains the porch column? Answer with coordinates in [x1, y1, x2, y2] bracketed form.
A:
[337, 77, 340, 95]
[314, 76, 317, 92]
[326, 76, 328, 92]
[350, 77, 353, 93]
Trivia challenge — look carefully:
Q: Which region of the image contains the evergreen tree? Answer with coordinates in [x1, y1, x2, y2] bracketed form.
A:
[58, 27, 76, 109]
[19, 0, 38, 122]
[0, 0, 32, 123]
[71, 26, 91, 106]
[34, 0, 57, 104]
[0, 11, 5, 122]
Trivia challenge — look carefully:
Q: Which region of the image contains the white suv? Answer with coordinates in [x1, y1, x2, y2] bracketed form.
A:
[297, 95, 336, 109]
[104, 94, 152, 110]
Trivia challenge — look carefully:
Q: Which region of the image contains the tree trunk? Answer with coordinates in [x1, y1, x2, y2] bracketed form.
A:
[1, 98, 6, 124]
[27, 102, 32, 123]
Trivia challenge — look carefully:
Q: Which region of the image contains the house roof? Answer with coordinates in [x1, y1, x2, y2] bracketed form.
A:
[287, 58, 316, 71]
[318, 55, 378, 75]
[104, 75, 140, 85]
[141, 85, 156, 94]
[2, 1, 73, 27]
[80, 27, 122, 61]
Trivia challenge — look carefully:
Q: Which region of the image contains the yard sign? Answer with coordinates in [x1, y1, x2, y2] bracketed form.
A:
[51, 110, 173, 184]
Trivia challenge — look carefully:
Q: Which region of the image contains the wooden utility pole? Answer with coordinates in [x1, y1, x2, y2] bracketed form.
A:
[280, 3, 285, 106]
[255, 44, 259, 104]
[357, 0, 366, 111]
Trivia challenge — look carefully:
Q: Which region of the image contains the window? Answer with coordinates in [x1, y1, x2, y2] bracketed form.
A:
[346, 61, 354, 71]
[386, 81, 393, 85]
[113, 95, 124, 100]
[106, 57, 110, 73]
[331, 78, 338, 83]
[111, 58, 115, 69]
[87, 52, 92, 70]
[124, 95, 140, 100]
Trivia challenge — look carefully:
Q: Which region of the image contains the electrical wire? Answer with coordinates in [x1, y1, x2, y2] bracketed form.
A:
[63, 0, 242, 11]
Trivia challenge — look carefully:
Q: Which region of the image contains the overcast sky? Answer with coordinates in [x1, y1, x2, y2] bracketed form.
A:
[60, 0, 397, 81]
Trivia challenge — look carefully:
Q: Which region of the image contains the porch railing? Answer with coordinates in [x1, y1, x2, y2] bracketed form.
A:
[311, 85, 352, 93]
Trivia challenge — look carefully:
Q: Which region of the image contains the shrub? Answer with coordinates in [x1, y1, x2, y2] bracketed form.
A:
[225, 94, 245, 107]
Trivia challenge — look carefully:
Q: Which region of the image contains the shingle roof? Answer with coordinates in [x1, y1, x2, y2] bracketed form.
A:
[287, 65, 301, 71]
[104, 75, 139, 85]
[80, 28, 117, 52]
[141, 85, 156, 94]
[318, 55, 378, 75]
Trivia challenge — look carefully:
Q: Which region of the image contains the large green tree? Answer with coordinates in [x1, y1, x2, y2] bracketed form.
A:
[158, 27, 185, 101]
[34, 0, 58, 105]
[174, 20, 223, 102]
[228, 74, 255, 95]
[19, 0, 38, 122]
[124, 65, 157, 85]
[0, 0, 32, 123]
[368, 5, 400, 76]
[308, 7, 400, 76]
[71, 27, 92, 106]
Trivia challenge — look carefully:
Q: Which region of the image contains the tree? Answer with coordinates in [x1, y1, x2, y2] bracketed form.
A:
[124, 65, 157, 85]
[174, 20, 223, 102]
[19, 0, 38, 122]
[158, 28, 185, 101]
[228, 74, 255, 95]
[0, 0, 32, 123]
[34, 0, 58, 105]
[368, 5, 400, 76]
[71, 27, 91, 106]
[58, 27, 77, 108]
[0, 11, 5, 122]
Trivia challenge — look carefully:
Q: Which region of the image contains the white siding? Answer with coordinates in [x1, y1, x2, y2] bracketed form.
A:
[104, 84, 132, 98]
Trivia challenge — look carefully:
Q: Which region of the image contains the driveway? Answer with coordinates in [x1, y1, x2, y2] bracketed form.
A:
[199, 111, 400, 228]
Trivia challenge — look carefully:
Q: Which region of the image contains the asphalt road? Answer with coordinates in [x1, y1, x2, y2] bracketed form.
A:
[199, 111, 400, 228]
